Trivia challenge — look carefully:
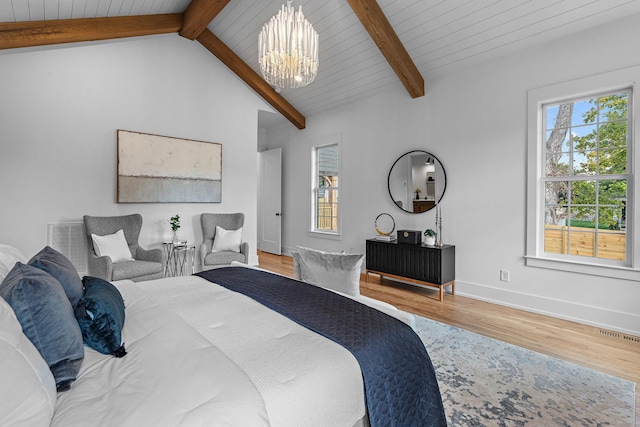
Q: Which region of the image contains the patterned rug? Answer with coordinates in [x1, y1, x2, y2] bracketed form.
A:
[412, 316, 636, 426]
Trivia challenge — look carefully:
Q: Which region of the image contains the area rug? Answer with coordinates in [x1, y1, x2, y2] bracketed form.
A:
[412, 315, 636, 426]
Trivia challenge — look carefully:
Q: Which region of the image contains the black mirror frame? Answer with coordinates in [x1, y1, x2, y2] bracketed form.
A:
[387, 150, 447, 214]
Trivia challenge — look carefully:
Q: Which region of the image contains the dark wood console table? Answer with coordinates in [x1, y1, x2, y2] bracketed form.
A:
[365, 239, 455, 301]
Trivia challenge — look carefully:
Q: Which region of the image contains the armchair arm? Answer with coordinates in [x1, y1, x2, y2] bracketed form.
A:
[199, 243, 208, 270]
[136, 247, 163, 263]
[87, 253, 113, 281]
[240, 242, 249, 264]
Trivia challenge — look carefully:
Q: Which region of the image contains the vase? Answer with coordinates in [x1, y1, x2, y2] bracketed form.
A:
[425, 236, 436, 246]
[172, 230, 179, 244]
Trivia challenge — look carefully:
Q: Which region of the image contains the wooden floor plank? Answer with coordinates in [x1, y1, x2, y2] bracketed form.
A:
[257, 251, 639, 423]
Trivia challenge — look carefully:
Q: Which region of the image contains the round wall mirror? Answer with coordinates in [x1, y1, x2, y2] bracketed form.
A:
[387, 150, 447, 214]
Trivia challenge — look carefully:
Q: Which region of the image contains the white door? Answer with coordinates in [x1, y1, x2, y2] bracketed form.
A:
[259, 148, 282, 255]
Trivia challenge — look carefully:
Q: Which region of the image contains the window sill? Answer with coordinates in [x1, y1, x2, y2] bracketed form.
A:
[308, 230, 342, 241]
[525, 256, 640, 281]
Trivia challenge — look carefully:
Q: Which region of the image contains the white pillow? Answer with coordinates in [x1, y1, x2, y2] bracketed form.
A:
[0, 244, 28, 282]
[91, 230, 134, 263]
[293, 246, 364, 296]
[212, 226, 243, 253]
[0, 297, 57, 427]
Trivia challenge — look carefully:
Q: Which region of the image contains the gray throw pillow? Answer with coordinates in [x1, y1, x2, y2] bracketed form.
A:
[29, 246, 83, 308]
[293, 246, 364, 296]
[0, 262, 84, 392]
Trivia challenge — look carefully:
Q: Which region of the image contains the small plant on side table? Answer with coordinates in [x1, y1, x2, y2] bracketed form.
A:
[169, 215, 180, 243]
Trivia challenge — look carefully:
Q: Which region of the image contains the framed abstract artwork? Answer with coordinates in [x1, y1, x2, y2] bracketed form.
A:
[117, 130, 222, 203]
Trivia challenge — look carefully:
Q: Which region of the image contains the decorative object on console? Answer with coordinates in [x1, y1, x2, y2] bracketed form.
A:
[374, 213, 396, 241]
[436, 204, 443, 247]
[388, 150, 447, 214]
[397, 229, 422, 245]
[259, 1, 319, 91]
[424, 229, 437, 246]
[117, 130, 222, 203]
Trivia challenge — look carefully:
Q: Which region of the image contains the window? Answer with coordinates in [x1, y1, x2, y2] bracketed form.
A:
[543, 91, 630, 263]
[526, 67, 639, 280]
[311, 141, 340, 236]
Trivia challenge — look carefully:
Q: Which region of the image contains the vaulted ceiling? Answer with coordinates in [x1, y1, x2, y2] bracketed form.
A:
[2, 0, 640, 129]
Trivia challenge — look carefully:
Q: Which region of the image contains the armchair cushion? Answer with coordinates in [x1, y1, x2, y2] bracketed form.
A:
[212, 226, 243, 253]
[111, 260, 163, 282]
[28, 246, 83, 309]
[203, 250, 246, 266]
[91, 230, 134, 263]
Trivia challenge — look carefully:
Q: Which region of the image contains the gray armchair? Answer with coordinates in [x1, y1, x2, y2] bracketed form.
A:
[83, 214, 164, 282]
[200, 213, 248, 271]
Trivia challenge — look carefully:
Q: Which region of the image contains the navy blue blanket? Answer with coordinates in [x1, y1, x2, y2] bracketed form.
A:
[196, 267, 447, 427]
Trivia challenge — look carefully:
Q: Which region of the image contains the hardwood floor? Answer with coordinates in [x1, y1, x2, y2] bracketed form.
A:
[257, 251, 639, 423]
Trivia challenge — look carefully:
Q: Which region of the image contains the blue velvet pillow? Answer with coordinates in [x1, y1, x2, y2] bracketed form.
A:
[75, 276, 127, 357]
[29, 246, 83, 308]
[0, 262, 84, 392]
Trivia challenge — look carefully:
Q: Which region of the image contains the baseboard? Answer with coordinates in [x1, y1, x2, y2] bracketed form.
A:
[456, 279, 640, 337]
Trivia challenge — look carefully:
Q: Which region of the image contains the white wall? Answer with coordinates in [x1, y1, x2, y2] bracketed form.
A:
[0, 34, 266, 266]
[263, 13, 640, 335]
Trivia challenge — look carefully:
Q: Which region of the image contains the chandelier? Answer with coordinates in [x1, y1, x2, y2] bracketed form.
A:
[258, 1, 319, 90]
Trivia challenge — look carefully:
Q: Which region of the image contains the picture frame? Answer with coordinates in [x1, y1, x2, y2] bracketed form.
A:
[117, 130, 222, 203]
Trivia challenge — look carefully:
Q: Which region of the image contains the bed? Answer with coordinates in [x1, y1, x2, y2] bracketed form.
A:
[0, 244, 446, 427]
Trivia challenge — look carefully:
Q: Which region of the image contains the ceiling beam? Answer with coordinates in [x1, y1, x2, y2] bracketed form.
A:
[347, 0, 424, 98]
[180, 0, 230, 40]
[0, 14, 183, 50]
[197, 28, 306, 130]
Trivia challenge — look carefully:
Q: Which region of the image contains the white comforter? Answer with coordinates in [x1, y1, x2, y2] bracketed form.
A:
[52, 267, 414, 427]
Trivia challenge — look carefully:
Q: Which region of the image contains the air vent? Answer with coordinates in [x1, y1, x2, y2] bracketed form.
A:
[599, 328, 640, 345]
[47, 222, 88, 277]
[623, 334, 640, 344]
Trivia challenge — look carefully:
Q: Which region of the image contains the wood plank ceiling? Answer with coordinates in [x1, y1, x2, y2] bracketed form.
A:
[1, 0, 640, 129]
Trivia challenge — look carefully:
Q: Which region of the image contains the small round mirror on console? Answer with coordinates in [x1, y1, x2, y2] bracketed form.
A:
[387, 150, 447, 214]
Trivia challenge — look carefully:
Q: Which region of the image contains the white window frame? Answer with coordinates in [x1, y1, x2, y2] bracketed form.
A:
[309, 135, 342, 239]
[526, 66, 640, 280]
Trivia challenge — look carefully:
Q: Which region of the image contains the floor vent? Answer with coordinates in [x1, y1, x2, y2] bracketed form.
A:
[598, 328, 640, 345]
[47, 222, 88, 277]
[622, 334, 640, 344]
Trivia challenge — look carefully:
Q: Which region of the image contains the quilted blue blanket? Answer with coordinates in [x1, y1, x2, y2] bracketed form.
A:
[196, 267, 447, 427]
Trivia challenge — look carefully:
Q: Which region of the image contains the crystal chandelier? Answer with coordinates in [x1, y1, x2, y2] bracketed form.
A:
[258, 1, 319, 90]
